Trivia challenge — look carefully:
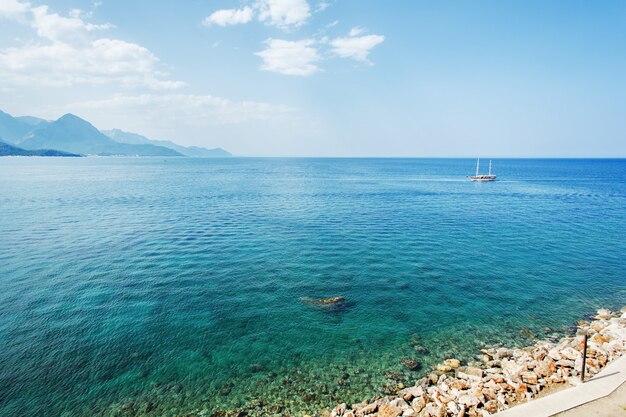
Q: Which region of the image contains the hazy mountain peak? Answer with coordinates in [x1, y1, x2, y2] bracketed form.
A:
[0, 109, 39, 144]
[103, 128, 232, 157]
[57, 113, 92, 126]
[18, 113, 183, 156]
[0, 108, 228, 157]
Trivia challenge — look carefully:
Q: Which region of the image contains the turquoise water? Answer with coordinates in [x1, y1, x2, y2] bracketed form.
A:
[0, 158, 625, 417]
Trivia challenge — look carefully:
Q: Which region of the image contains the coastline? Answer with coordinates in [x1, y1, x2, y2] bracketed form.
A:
[322, 307, 626, 417]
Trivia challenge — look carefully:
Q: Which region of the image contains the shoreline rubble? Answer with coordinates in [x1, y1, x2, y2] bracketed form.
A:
[327, 307, 626, 417]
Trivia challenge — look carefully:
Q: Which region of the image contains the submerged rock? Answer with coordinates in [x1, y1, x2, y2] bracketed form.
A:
[384, 371, 405, 381]
[435, 364, 452, 373]
[400, 357, 421, 371]
[249, 363, 265, 373]
[300, 296, 345, 305]
[443, 359, 461, 369]
[210, 410, 247, 417]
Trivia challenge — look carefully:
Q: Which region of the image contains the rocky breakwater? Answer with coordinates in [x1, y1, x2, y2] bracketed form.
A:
[329, 307, 626, 417]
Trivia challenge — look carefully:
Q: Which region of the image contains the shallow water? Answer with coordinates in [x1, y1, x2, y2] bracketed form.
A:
[0, 158, 625, 416]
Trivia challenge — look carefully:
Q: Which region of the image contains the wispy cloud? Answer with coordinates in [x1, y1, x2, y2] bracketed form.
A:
[0, 0, 184, 89]
[348, 26, 364, 37]
[65, 94, 294, 126]
[315, 2, 330, 13]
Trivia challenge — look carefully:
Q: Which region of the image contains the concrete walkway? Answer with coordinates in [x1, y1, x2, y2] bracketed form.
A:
[494, 355, 626, 417]
[554, 382, 626, 417]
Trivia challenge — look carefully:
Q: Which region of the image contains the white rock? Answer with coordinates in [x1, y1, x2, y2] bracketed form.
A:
[591, 320, 609, 332]
[501, 359, 525, 380]
[422, 403, 440, 417]
[457, 394, 480, 407]
[596, 309, 612, 320]
[520, 371, 538, 384]
[389, 398, 409, 410]
[359, 402, 377, 415]
[556, 359, 575, 368]
[410, 396, 426, 413]
[446, 401, 461, 414]
[561, 347, 581, 361]
[496, 348, 512, 359]
[547, 348, 562, 361]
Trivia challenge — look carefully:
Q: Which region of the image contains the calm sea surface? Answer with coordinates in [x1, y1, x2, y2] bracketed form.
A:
[0, 158, 625, 416]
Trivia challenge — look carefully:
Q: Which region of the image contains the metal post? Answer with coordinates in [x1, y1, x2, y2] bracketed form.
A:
[581, 333, 588, 382]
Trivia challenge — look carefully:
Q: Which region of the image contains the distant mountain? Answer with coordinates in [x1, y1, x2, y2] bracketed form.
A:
[0, 110, 38, 144]
[19, 114, 183, 156]
[15, 116, 49, 127]
[0, 139, 81, 157]
[103, 129, 232, 157]
[0, 108, 231, 157]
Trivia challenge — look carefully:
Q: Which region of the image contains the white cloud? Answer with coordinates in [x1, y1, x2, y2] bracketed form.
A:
[348, 26, 364, 37]
[0, 0, 183, 89]
[0, 39, 184, 89]
[203, 0, 311, 31]
[202, 6, 254, 27]
[330, 33, 385, 62]
[256, 38, 320, 76]
[0, 0, 29, 19]
[200, 2, 385, 75]
[255, 28, 386, 76]
[256, 0, 311, 29]
[29, 4, 113, 44]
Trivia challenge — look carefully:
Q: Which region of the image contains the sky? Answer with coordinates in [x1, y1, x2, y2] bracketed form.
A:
[1, 0, 625, 157]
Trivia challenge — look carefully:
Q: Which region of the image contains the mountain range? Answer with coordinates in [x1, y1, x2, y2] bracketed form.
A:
[103, 129, 231, 157]
[0, 109, 231, 157]
[0, 140, 81, 157]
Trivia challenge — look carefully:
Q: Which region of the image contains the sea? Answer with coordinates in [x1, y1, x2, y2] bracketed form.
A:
[0, 157, 624, 417]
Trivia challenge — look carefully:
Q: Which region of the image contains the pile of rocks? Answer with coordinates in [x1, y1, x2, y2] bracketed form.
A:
[328, 308, 626, 417]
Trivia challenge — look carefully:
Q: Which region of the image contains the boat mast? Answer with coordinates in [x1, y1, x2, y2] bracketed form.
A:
[488, 160, 492, 176]
[476, 158, 480, 176]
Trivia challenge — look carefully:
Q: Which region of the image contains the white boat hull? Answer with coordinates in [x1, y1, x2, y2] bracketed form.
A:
[469, 175, 496, 181]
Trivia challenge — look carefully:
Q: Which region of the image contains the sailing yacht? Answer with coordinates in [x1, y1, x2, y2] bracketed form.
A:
[468, 158, 496, 181]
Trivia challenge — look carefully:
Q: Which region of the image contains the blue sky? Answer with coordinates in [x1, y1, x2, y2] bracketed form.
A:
[1, 0, 625, 156]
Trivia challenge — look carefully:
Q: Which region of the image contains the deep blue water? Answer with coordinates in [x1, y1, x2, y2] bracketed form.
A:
[0, 158, 625, 417]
